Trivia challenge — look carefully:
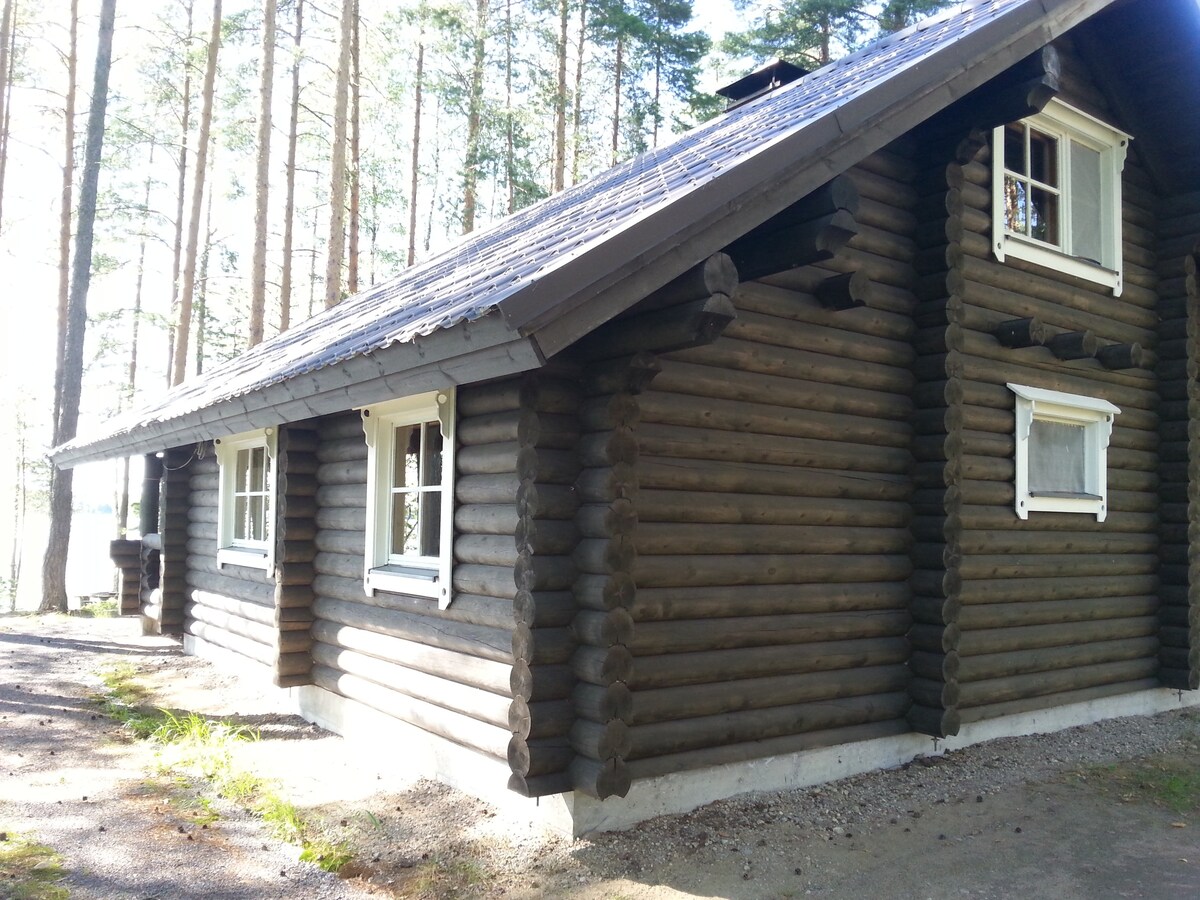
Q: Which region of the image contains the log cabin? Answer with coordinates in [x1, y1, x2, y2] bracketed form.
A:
[55, 0, 1200, 834]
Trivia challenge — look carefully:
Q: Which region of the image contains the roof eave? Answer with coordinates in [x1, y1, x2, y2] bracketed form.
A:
[53, 313, 544, 468]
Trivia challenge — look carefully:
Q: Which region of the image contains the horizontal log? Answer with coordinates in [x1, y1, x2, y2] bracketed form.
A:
[507, 733, 573, 778]
[312, 666, 509, 760]
[311, 642, 509, 729]
[957, 594, 1158, 630]
[186, 619, 275, 668]
[631, 522, 911, 557]
[186, 587, 274, 627]
[627, 636, 910, 690]
[958, 636, 1159, 683]
[636, 422, 912, 474]
[957, 658, 1159, 709]
[570, 718, 631, 760]
[958, 573, 1158, 605]
[629, 610, 910, 655]
[729, 209, 859, 281]
[311, 619, 510, 694]
[734, 280, 912, 342]
[908, 704, 961, 737]
[957, 678, 1160, 725]
[676, 336, 914, 395]
[630, 553, 913, 589]
[185, 570, 275, 607]
[629, 664, 908, 726]
[636, 458, 911, 502]
[511, 624, 574, 665]
[626, 691, 911, 760]
[513, 590, 575, 628]
[724, 307, 914, 367]
[623, 581, 908, 622]
[638, 389, 910, 449]
[187, 601, 283, 651]
[571, 645, 633, 686]
[313, 596, 512, 663]
[634, 489, 911, 528]
[580, 295, 736, 359]
[644, 252, 739, 308]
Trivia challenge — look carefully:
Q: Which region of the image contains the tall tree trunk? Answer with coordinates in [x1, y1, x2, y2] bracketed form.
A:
[461, 0, 486, 234]
[196, 153, 215, 376]
[8, 412, 26, 611]
[347, 0, 360, 294]
[406, 25, 424, 266]
[248, 0, 277, 347]
[41, 0, 117, 613]
[0, 0, 17, 232]
[504, 0, 514, 214]
[279, 0, 302, 332]
[308, 194, 318, 317]
[173, 0, 219, 386]
[52, 0, 78, 440]
[571, 1, 586, 185]
[324, 0, 352, 309]
[118, 144, 155, 539]
[167, 0, 194, 383]
[552, 0, 567, 193]
[611, 37, 623, 166]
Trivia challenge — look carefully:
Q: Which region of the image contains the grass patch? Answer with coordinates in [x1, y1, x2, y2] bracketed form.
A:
[1083, 741, 1200, 816]
[407, 855, 487, 898]
[91, 664, 354, 874]
[0, 830, 68, 900]
[77, 599, 118, 618]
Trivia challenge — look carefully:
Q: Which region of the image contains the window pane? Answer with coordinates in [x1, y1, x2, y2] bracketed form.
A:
[236, 448, 250, 492]
[423, 424, 443, 486]
[235, 495, 249, 540]
[1029, 129, 1058, 186]
[1004, 176, 1027, 234]
[1070, 142, 1104, 263]
[1004, 124, 1026, 175]
[1029, 419, 1086, 495]
[248, 446, 266, 492]
[1030, 186, 1059, 245]
[391, 491, 421, 557]
[420, 489, 442, 557]
[249, 496, 265, 542]
[394, 425, 420, 489]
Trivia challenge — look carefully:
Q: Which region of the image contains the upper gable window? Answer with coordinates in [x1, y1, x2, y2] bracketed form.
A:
[991, 99, 1130, 295]
[214, 428, 277, 570]
[361, 390, 456, 608]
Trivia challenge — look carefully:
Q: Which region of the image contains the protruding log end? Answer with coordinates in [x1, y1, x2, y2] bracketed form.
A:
[1046, 330, 1099, 360]
[815, 270, 873, 310]
[508, 771, 573, 798]
[570, 757, 633, 800]
[1097, 342, 1147, 370]
[993, 316, 1048, 349]
[907, 703, 962, 738]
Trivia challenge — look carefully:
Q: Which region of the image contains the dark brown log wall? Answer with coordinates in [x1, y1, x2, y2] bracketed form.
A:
[149, 446, 192, 635]
[1157, 190, 1200, 690]
[309, 406, 517, 770]
[184, 445, 280, 667]
[599, 149, 920, 780]
[911, 44, 1163, 731]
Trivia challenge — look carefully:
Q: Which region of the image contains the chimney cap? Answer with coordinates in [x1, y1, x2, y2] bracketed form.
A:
[716, 58, 809, 110]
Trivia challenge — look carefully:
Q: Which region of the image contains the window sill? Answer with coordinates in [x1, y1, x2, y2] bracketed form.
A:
[997, 235, 1122, 296]
[366, 564, 443, 601]
[217, 547, 271, 571]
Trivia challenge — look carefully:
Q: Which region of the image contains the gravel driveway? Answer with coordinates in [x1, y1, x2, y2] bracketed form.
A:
[3, 612, 1199, 899]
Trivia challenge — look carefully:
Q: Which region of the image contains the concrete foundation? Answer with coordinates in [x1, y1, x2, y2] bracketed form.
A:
[182, 634, 1200, 836]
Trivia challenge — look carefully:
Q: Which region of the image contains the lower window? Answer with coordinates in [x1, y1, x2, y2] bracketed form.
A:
[1009, 383, 1119, 521]
[214, 428, 277, 570]
[361, 390, 456, 607]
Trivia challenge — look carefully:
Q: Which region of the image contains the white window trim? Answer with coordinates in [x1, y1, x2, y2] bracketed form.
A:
[361, 389, 456, 608]
[992, 99, 1130, 296]
[1009, 383, 1119, 522]
[214, 427, 277, 571]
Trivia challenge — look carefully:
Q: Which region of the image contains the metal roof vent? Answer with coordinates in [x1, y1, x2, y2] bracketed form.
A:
[716, 58, 809, 111]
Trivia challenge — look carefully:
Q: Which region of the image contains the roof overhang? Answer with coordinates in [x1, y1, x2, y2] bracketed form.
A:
[53, 313, 543, 467]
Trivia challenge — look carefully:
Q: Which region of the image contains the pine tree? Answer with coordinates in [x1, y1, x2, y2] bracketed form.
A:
[248, 0, 277, 347]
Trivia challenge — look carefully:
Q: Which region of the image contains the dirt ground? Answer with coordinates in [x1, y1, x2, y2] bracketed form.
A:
[2, 613, 1199, 899]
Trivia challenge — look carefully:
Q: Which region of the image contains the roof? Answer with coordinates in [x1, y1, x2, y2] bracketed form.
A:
[56, 0, 1162, 467]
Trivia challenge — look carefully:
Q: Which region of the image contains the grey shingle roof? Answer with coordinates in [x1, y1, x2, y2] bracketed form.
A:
[56, 0, 1105, 465]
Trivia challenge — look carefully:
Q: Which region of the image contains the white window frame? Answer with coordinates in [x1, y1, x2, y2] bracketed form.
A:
[214, 427, 277, 570]
[1009, 384, 1119, 522]
[361, 389, 456, 608]
[992, 99, 1130, 296]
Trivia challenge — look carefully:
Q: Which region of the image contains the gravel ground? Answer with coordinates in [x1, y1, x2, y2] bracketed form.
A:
[2, 612, 1199, 899]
